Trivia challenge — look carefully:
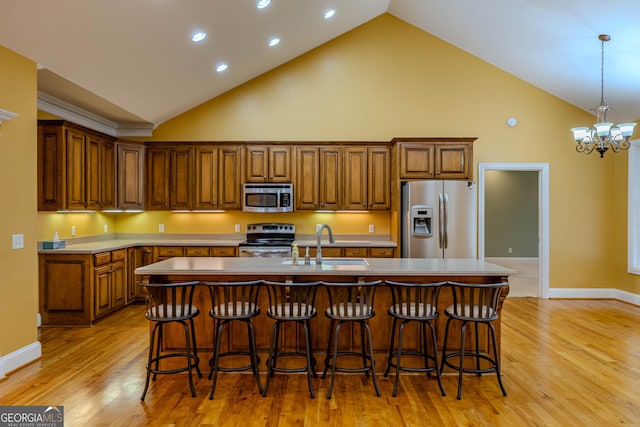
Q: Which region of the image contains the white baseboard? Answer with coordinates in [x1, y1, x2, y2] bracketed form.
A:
[0, 341, 41, 378]
[548, 288, 640, 305]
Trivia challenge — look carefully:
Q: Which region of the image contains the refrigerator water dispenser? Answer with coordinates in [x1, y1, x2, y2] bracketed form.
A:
[410, 205, 433, 237]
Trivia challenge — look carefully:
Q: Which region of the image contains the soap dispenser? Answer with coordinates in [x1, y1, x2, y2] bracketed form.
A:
[291, 243, 299, 265]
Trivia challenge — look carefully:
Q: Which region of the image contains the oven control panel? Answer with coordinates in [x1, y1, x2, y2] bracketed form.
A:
[246, 223, 295, 233]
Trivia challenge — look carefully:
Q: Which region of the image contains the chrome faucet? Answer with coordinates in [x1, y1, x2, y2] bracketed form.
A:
[316, 224, 335, 265]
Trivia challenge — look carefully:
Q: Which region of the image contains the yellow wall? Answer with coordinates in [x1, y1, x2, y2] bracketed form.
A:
[0, 45, 39, 357]
[35, 14, 638, 294]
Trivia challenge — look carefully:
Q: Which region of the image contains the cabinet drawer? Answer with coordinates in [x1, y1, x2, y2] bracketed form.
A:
[94, 252, 111, 266]
[344, 247, 368, 257]
[185, 247, 210, 257]
[157, 246, 184, 257]
[370, 247, 394, 258]
[111, 248, 126, 261]
[211, 246, 236, 257]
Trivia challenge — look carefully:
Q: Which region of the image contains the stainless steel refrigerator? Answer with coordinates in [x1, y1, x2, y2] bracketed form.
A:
[402, 180, 477, 258]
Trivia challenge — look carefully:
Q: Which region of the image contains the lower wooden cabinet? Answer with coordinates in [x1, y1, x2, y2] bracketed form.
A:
[39, 249, 127, 326]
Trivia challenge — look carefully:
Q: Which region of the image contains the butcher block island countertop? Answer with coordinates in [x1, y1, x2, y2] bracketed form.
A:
[135, 257, 515, 366]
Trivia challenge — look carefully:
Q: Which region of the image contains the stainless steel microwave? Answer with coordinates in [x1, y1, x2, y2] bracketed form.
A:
[243, 183, 294, 213]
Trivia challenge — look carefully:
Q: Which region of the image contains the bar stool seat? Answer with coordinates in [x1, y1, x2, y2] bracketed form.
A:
[139, 281, 202, 401]
[321, 280, 382, 399]
[204, 280, 263, 399]
[383, 280, 447, 397]
[262, 280, 322, 398]
[440, 281, 509, 399]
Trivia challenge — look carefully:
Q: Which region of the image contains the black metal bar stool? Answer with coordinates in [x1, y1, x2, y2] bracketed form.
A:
[321, 279, 382, 399]
[440, 281, 509, 399]
[383, 280, 447, 397]
[261, 280, 322, 398]
[204, 280, 263, 399]
[139, 280, 202, 401]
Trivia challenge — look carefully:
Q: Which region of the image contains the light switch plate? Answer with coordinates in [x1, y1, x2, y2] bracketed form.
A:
[12, 234, 24, 249]
[159, 224, 165, 233]
[369, 224, 375, 233]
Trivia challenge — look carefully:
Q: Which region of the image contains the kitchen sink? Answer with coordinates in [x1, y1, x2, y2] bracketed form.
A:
[281, 257, 369, 266]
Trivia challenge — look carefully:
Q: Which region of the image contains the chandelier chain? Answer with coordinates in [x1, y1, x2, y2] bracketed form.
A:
[600, 37, 605, 105]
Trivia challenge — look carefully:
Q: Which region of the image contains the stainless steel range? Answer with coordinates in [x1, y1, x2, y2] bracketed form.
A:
[238, 223, 295, 258]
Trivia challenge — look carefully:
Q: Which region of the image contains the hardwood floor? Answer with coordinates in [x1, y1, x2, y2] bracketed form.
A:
[1, 298, 638, 426]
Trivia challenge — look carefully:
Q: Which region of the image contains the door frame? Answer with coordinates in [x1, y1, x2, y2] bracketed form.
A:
[478, 163, 550, 298]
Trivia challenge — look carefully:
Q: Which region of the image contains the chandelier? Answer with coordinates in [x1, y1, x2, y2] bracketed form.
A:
[571, 34, 637, 157]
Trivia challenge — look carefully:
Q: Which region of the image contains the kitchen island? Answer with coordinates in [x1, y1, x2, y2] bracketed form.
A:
[135, 257, 515, 364]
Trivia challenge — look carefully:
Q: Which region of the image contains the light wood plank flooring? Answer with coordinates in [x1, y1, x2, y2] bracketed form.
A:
[0, 298, 638, 426]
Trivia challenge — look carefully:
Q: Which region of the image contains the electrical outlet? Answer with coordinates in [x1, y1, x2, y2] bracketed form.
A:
[12, 234, 24, 249]
[159, 224, 165, 233]
[71, 225, 76, 236]
[103, 224, 108, 233]
[508, 247, 513, 254]
[235, 224, 241, 233]
[369, 224, 375, 233]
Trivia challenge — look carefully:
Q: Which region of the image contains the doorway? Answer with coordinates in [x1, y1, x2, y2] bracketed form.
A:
[478, 163, 549, 298]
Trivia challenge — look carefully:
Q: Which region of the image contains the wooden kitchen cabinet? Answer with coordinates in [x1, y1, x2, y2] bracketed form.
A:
[295, 146, 320, 210]
[344, 146, 390, 210]
[127, 246, 153, 301]
[93, 249, 126, 318]
[39, 249, 128, 326]
[194, 145, 242, 210]
[145, 146, 193, 210]
[116, 141, 145, 210]
[245, 145, 291, 182]
[395, 138, 475, 180]
[38, 121, 117, 211]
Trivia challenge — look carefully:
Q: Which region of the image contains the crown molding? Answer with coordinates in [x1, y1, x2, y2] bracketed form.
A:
[0, 108, 18, 122]
[37, 91, 155, 137]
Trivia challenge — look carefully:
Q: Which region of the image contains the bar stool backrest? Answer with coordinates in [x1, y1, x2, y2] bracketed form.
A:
[385, 280, 446, 319]
[263, 280, 322, 319]
[322, 280, 382, 319]
[204, 280, 262, 319]
[446, 281, 508, 321]
[139, 281, 200, 321]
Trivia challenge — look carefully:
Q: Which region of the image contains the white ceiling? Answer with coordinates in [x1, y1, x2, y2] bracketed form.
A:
[1, 0, 639, 135]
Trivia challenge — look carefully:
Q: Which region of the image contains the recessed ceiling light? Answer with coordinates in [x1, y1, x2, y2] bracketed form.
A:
[257, 0, 270, 9]
[324, 9, 336, 19]
[191, 32, 206, 42]
[216, 63, 228, 73]
[268, 37, 280, 47]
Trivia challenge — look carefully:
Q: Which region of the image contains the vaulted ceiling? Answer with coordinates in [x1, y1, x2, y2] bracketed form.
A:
[1, 0, 639, 135]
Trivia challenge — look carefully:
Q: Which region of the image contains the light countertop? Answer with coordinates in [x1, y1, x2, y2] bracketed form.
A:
[135, 256, 515, 277]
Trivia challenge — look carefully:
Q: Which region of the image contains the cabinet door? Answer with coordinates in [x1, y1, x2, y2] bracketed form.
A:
[117, 142, 145, 210]
[66, 128, 86, 210]
[245, 146, 268, 182]
[368, 146, 390, 210]
[194, 146, 218, 210]
[86, 134, 101, 210]
[217, 146, 242, 209]
[343, 147, 368, 210]
[170, 147, 193, 210]
[319, 147, 342, 210]
[127, 246, 153, 302]
[100, 139, 116, 209]
[111, 260, 126, 309]
[145, 147, 170, 210]
[38, 125, 64, 211]
[435, 144, 472, 180]
[399, 142, 435, 179]
[94, 264, 112, 318]
[269, 146, 291, 182]
[295, 147, 319, 210]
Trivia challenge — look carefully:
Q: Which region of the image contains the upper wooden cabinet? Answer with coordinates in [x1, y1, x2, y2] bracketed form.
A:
[38, 120, 117, 211]
[194, 145, 242, 210]
[116, 141, 145, 210]
[295, 144, 389, 211]
[395, 138, 475, 180]
[146, 146, 193, 210]
[245, 145, 291, 182]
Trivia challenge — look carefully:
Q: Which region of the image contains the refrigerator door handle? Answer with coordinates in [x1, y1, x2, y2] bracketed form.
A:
[443, 193, 448, 249]
[439, 193, 445, 249]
